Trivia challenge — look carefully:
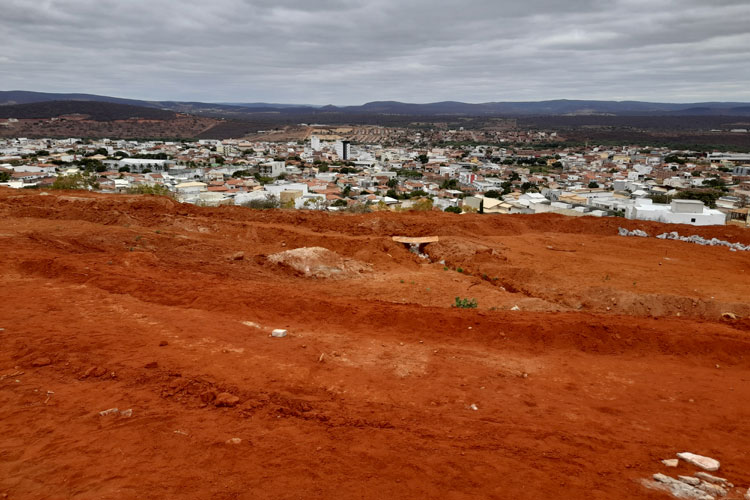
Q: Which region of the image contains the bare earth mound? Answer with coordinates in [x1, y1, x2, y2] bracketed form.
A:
[267, 246, 371, 279]
[0, 188, 749, 499]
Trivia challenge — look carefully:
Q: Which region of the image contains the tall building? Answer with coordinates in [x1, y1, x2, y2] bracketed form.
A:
[335, 140, 350, 160]
[310, 135, 321, 152]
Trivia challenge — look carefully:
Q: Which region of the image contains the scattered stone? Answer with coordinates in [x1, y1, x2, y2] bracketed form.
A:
[678, 476, 701, 486]
[214, 392, 240, 407]
[271, 329, 287, 338]
[225, 437, 242, 445]
[677, 452, 720, 471]
[83, 366, 108, 378]
[696, 482, 727, 497]
[619, 227, 649, 238]
[144, 361, 158, 369]
[510, 305, 520, 311]
[159, 340, 169, 347]
[31, 357, 52, 367]
[469, 404, 478, 411]
[663, 459, 680, 467]
[646, 474, 714, 500]
[721, 312, 738, 320]
[230, 251, 244, 261]
[694, 472, 728, 486]
[120, 409, 133, 418]
[744, 487, 750, 500]
[99, 408, 119, 416]
[200, 390, 216, 403]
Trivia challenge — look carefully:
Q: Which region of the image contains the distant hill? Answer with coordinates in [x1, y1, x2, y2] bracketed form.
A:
[3, 90, 750, 117]
[0, 100, 220, 139]
[0, 100, 178, 121]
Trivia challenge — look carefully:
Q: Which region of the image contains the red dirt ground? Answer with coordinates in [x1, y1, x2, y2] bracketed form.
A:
[1, 188, 749, 499]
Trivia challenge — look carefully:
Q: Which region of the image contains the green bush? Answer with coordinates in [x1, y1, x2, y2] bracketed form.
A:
[127, 184, 172, 196]
[241, 194, 280, 210]
[453, 297, 478, 309]
[51, 173, 99, 191]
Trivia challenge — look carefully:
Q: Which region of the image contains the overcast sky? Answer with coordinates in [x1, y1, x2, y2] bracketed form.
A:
[2, 0, 750, 104]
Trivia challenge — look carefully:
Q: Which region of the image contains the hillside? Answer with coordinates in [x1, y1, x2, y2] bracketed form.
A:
[0, 101, 221, 139]
[1, 189, 749, 499]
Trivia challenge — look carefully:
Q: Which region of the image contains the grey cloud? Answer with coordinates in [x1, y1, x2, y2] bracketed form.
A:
[1, 0, 749, 103]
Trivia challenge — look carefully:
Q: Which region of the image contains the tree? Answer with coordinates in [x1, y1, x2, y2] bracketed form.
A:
[386, 178, 398, 188]
[674, 189, 722, 208]
[118, 166, 131, 173]
[417, 154, 429, 164]
[0, 171, 10, 182]
[485, 190, 501, 199]
[440, 178, 458, 190]
[588, 181, 599, 188]
[444, 206, 461, 214]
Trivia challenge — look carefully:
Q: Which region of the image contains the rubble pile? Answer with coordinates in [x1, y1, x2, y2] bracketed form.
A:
[618, 227, 750, 251]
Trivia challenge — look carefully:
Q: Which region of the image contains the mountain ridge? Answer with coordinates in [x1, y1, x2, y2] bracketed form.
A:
[3, 90, 750, 117]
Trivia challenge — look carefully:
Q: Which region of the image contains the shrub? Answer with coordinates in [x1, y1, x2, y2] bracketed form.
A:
[127, 184, 172, 197]
[453, 297, 478, 309]
[444, 206, 461, 214]
[241, 194, 280, 210]
[51, 173, 99, 191]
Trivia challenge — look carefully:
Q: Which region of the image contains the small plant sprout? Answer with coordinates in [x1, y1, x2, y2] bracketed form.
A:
[453, 297, 478, 309]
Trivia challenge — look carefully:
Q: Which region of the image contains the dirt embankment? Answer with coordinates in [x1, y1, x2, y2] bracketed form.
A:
[1, 188, 749, 500]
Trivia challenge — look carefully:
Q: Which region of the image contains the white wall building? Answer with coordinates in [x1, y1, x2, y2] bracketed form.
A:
[625, 199, 726, 226]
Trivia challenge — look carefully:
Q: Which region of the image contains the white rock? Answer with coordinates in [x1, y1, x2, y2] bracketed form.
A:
[99, 408, 119, 416]
[510, 305, 520, 311]
[271, 329, 288, 338]
[678, 476, 700, 486]
[677, 452, 720, 471]
[694, 472, 728, 485]
[744, 487, 750, 500]
[662, 459, 679, 467]
[469, 404, 478, 411]
[225, 437, 242, 445]
[646, 475, 714, 500]
[697, 482, 726, 497]
[120, 409, 133, 418]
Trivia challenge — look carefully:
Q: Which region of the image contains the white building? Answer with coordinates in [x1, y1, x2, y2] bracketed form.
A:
[625, 199, 726, 226]
[258, 161, 286, 178]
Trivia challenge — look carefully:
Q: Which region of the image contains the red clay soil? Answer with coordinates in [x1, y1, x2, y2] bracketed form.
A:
[1, 188, 749, 499]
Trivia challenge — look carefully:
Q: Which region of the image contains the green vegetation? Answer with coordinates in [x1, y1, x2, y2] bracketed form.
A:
[398, 169, 423, 179]
[440, 179, 459, 190]
[241, 194, 280, 210]
[126, 184, 172, 196]
[453, 297, 478, 309]
[444, 206, 461, 214]
[50, 173, 100, 191]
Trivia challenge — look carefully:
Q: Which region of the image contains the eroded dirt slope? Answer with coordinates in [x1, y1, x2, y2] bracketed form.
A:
[1, 189, 749, 499]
